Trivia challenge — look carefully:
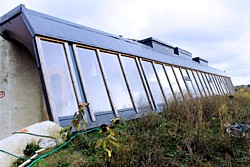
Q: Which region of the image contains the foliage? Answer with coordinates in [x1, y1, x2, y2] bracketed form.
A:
[12, 143, 41, 167]
[32, 92, 250, 166]
[59, 103, 89, 141]
[23, 142, 41, 156]
[95, 118, 121, 166]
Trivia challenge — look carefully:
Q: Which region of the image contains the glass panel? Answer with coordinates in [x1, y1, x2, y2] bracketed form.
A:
[192, 71, 206, 96]
[121, 56, 149, 107]
[40, 40, 78, 117]
[141, 61, 164, 105]
[226, 78, 233, 94]
[173, 67, 188, 96]
[181, 68, 197, 97]
[155, 64, 174, 101]
[75, 47, 112, 113]
[219, 77, 227, 94]
[164, 65, 182, 98]
[201, 72, 213, 96]
[187, 69, 201, 97]
[197, 71, 209, 96]
[211, 75, 222, 95]
[206, 74, 219, 95]
[214, 75, 224, 94]
[100, 52, 133, 109]
[223, 77, 229, 93]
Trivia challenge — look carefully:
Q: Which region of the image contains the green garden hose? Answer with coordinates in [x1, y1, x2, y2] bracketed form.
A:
[27, 128, 98, 167]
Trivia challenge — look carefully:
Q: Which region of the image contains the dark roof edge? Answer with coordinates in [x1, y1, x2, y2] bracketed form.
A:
[139, 37, 174, 48]
[0, 4, 25, 25]
[24, 6, 134, 42]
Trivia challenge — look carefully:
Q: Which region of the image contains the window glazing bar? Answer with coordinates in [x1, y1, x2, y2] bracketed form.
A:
[201, 72, 212, 96]
[138, 59, 157, 110]
[171, 66, 185, 99]
[179, 68, 192, 98]
[72, 45, 101, 121]
[96, 49, 119, 117]
[66, 44, 91, 121]
[204, 73, 215, 96]
[118, 54, 138, 113]
[211, 74, 222, 95]
[221, 76, 229, 94]
[162, 64, 177, 101]
[185, 69, 198, 97]
[152, 62, 168, 105]
[190, 70, 203, 97]
[216, 76, 226, 95]
[223, 77, 230, 94]
[35, 37, 59, 123]
[214, 75, 224, 95]
[195, 71, 208, 97]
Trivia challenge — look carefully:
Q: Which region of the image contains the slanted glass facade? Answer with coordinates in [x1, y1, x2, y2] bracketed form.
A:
[35, 37, 235, 126]
[0, 5, 235, 128]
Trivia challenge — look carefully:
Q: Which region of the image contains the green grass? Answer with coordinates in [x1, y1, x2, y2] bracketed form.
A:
[21, 92, 250, 167]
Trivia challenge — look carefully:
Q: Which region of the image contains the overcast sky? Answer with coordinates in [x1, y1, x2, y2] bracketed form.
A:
[1, 0, 250, 85]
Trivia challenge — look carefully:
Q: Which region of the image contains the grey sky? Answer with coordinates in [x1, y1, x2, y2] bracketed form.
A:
[1, 0, 249, 85]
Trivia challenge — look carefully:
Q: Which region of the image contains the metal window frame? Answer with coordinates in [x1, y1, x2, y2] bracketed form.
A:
[135, 58, 154, 109]
[72, 45, 99, 121]
[223, 77, 231, 94]
[152, 62, 168, 105]
[203, 73, 214, 96]
[211, 74, 222, 95]
[117, 53, 138, 113]
[96, 49, 119, 117]
[179, 67, 192, 98]
[186, 69, 201, 97]
[35, 37, 79, 124]
[214, 75, 225, 95]
[197, 71, 210, 96]
[171, 66, 185, 99]
[190, 70, 203, 97]
[138, 59, 158, 110]
[162, 64, 177, 101]
[204, 73, 216, 95]
[193, 71, 207, 97]
[182, 68, 198, 98]
[200, 72, 212, 96]
[220, 77, 229, 94]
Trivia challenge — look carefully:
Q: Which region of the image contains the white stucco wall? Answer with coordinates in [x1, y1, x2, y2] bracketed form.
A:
[0, 36, 46, 140]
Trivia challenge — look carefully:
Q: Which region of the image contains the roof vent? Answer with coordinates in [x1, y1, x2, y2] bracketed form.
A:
[192, 57, 208, 66]
[138, 37, 175, 56]
[174, 47, 192, 60]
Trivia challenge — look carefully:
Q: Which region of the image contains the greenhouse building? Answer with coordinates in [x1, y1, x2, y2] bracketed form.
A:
[0, 5, 234, 139]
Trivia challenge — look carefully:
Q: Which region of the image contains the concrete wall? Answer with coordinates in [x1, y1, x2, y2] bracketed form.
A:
[0, 36, 46, 140]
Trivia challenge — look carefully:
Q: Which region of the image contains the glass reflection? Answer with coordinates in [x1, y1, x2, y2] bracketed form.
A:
[155, 64, 174, 101]
[192, 71, 206, 96]
[213, 75, 224, 95]
[41, 40, 78, 117]
[181, 68, 197, 97]
[211, 75, 222, 95]
[173, 67, 188, 96]
[100, 52, 133, 109]
[75, 47, 112, 113]
[201, 72, 213, 96]
[197, 71, 209, 96]
[164, 66, 182, 98]
[141, 61, 164, 105]
[187, 69, 201, 97]
[121, 56, 149, 107]
[206, 74, 218, 95]
[219, 77, 227, 94]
